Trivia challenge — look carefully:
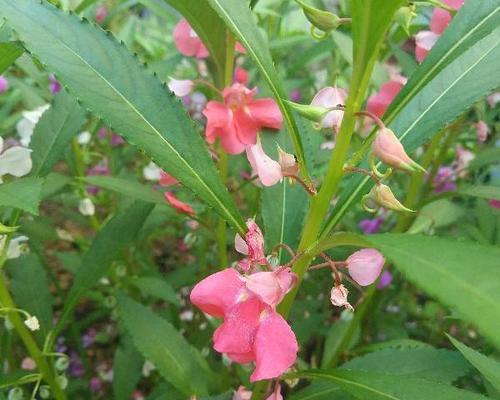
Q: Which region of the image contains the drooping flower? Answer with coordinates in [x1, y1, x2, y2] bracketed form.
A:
[330, 284, 353, 310]
[371, 128, 425, 173]
[143, 161, 162, 181]
[77, 131, 92, 145]
[475, 121, 489, 143]
[0, 75, 8, 93]
[190, 268, 298, 382]
[432, 166, 456, 193]
[244, 267, 297, 308]
[414, 0, 464, 62]
[49, 74, 62, 94]
[234, 67, 249, 85]
[24, 316, 40, 331]
[310, 87, 347, 132]
[168, 78, 194, 97]
[159, 170, 178, 186]
[21, 357, 37, 371]
[234, 219, 267, 271]
[78, 198, 95, 216]
[367, 80, 404, 118]
[358, 216, 384, 234]
[345, 248, 385, 286]
[246, 140, 283, 187]
[16, 104, 50, 147]
[203, 83, 282, 154]
[455, 145, 475, 177]
[0, 136, 32, 181]
[164, 192, 195, 216]
[377, 270, 393, 290]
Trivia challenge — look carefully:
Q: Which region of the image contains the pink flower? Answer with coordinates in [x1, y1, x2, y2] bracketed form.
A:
[234, 67, 249, 85]
[0, 75, 8, 93]
[346, 248, 385, 286]
[174, 19, 246, 59]
[164, 192, 195, 216]
[455, 145, 475, 177]
[415, 0, 463, 62]
[203, 84, 282, 154]
[246, 140, 283, 187]
[330, 284, 353, 310]
[372, 128, 423, 172]
[244, 267, 297, 308]
[168, 78, 194, 97]
[190, 268, 298, 382]
[95, 5, 108, 24]
[487, 92, 500, 108]
[489, 199, 500, 209]
[159, 170, 178, 186]
[49, 74, 61, 94]
[432, 166, 456, 193]
[21, 357, 37, 370]
[278, 146, 299, 175]
[266, 384, 283, 400]
[367, 81, 403, 118]
[233, 386, 252, 400]
[475, 121, 489, 143]
[235, 219, 267, 271]
[310, 87, 347, 132]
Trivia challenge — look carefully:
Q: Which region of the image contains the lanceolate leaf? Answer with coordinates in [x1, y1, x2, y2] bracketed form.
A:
[294, 369, 488, 400]
[0, 177, 43, 215]
[0, 0, 246, 234]
[117, 294, 214, 396]
[366, 234, 500, 349]
[456, 185, 500, 201]
[205, 0, 310, 181]
[0, 41, 23, 73]
[449, 335, 500, 392]
[30, 90, 86, 177]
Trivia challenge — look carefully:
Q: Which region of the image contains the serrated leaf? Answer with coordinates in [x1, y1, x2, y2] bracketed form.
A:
[449, 335, 500, 392]
[131, 276, 180, 306]
[206, 0, 310, 181]
[0, 177, 43, 215]
[365, 234, 500, 349]
[30, 90, 86, 177]
[0, 41, 23, 73]
[341, 347, 470, 383]
[0, 0, 246, 234]
[6, 254, 53, 341]
[56, 201, 154, 332]
[117, 294, 214, 396]
[293, 369, 488, 400]
[81, 175, 167, 205]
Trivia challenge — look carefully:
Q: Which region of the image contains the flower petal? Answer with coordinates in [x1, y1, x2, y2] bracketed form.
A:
[246, 99, 283, 131]
[246, 142, 282, 187]
[0, 147, 32, 177]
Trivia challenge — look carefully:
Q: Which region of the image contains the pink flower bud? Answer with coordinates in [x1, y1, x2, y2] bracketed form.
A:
[372, 128, 425, 173]
[368, 184, 415, 213]
[330, 284, 353, 310]
[475, 121, 489, 143]
[168, 78, 194, 97]
[346, 249, 385, 286]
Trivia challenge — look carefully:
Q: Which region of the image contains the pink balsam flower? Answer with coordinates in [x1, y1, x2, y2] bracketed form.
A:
[164, 192, 195, 216]
[475, 121, 489, 143]
[346, 248, 385, 286]
[235, 219, 267, 271]
[246, 140, 283, 187]
[367, 80, 403, 118]
[203, 83, 282, 154]
[310, 87, 347, 132]
[190, 267, 298, 382]
[159, 170, 178, 186]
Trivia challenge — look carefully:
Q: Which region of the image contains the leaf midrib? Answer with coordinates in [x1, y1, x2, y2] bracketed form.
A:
[9, 1, 244, 232]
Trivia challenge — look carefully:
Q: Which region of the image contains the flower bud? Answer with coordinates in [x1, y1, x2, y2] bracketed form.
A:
[55, 357, 69, 372]
[371, 128, 425, 173]
[284, 100, 331, 123]
[395, 6, 416, 36]
[346, 248, 385, 286]
[277, 146, 299, 175]
[368, 184, 414, 213]
[295, 0, 342, 35]
[24, 315, 40, 331]
[330, 284, 353, 310]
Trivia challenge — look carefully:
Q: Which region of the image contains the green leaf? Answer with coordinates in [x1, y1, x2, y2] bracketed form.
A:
[56, 201, 154, 332]
[6, 254, 53, 340]
[457, 185, 500, 201]
[113, 336, 143, 400]
[0, 177, 43, 215]
[341, 347, 470, 383]
[130, 276, 180, 305]
[449, 335, 500, 392]
[164, 0, 227, 85]
[117, 294, 214, 396]
[205, 0, 310, 181]
[289, 381, 353, 400]
[41, 172, 72, 199]
[366, 234, 500, 349]
[0, 41, 23, 73]
[408, 199, 464, 234]
[0, 372, 40, 389]
[81, 175, 167, 205]
[30, 91, 86, 177]
[0, 0, 246, 234]
[294, 369, 488, 400]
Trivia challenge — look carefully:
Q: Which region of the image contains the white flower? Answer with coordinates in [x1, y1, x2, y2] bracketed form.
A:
[0, 235, 29, 260]
[77, 131, 92, 145]
[0, 137, 32, 181]
[78, 198, 95, 216]
[24, 316, 40, 331]
[168, 78, 194, 97]
[16, 104, 50, 147]
[142, 360, 156, 377]
[143, 161, 161, 181]
[330, 284, 353, 311]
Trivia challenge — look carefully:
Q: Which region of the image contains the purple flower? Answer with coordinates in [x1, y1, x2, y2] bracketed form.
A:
[110, 134, 125, 147]
[0, 76, 8, 93]
[98, 127, 108, 139]
[69, 351, 85, 378]
[89, 377, 103, 392]
[289, 89, 301, 103]
[432, 166, 456, 193]
[358, 216, 384, 234]
[377, 270, 393, 289]
[86, 160, 109, 195]
[82, 328, 97, 348]
[49, 74, 62, 94]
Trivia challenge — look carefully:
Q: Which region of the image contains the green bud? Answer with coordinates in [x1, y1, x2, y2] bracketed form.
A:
[395, 5, 416, 36]
[55, 357, 69, 372]
[295, 0, 342, 38]
[368, 184, 415, 213]
[7, 388, 24, 400]
[284, 100, 332, 123]
[56, 375, 68, 390]
[39, 386, 50, 399]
